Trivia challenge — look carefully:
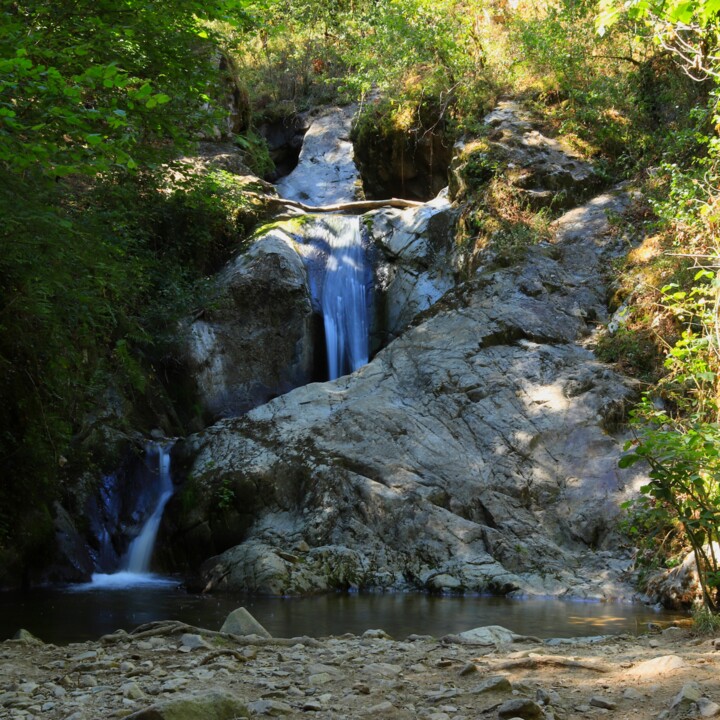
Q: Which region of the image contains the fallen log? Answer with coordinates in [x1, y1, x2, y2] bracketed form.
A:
[259, 194, 425, 214]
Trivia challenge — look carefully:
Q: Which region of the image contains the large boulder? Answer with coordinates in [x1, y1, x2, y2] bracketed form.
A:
[172, 188, 647, 600]
[369, 190, 457, 341]
[183, 226, 318, 421]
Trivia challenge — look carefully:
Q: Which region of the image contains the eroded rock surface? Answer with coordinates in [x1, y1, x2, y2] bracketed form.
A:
[172, 188, 646, 599]
[450, 100, 602, 209]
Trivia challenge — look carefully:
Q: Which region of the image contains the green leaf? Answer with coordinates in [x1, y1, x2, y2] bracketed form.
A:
[619, 453, 640, 468]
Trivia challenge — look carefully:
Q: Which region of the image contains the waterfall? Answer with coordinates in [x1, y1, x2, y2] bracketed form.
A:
[320, 216, 370, 380]
[124, 443, 173, 573]
[85, 441, 176, 589]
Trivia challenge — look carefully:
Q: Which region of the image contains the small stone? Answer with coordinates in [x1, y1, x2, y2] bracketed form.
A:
[698, 698, 720, 717]
[459, 663, 478, 676]
[589, 696, 616, 710]
[622, 688, 644, 700]
[248, 698, 293, 715]
[302, 700, 323, 711]
[12, 629, 43, 644]
[364, 662, 402, 678]
[78, 675, 97, 688]
[160, 677, 188, 693]
[74, 650, 98, 661]
[121, 682, 145, 700]
[470, 676, 513, 694]
[649, 639, 660, 648]
[362, 629, 391, 640]
[307, 673, 334, 685]
[120, 661, 136, 673]
[220, 607, 272, 638]
[498, 698, 544, 719]
[365, 701, 394, 714]
[17, 683, 38, 695]
[670, 681, 703, 709]
[180, 633, 211, 650]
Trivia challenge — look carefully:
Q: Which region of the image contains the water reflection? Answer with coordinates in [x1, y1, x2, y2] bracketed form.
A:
[0, 588, 685, 645]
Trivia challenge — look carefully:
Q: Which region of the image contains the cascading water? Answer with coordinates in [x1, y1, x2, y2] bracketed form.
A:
[124, 444, 173, 573]
[321, 216, 370, 380]
[85, 441, 176, 589]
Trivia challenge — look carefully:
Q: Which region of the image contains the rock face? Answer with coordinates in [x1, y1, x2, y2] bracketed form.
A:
[183, 226, 318, 421]
[450, 100, 602, 209]
[369, 190, 457, 341]
[172, 187, 646, 599]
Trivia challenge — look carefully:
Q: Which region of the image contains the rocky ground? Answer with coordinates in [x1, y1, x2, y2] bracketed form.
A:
[2, 616, 719, 720]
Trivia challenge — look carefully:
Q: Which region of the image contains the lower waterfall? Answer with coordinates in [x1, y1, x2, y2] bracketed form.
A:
[87, 441, 175, 589]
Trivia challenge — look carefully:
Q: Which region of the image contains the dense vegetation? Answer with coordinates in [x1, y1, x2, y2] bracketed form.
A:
[1, 0, 719, 604]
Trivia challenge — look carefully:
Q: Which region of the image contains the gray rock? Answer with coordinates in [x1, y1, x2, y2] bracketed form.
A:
[220, 607, 272, 638]
[470, 676, 513, 694]
[247, 698, 293, 716]
[450, 101, 602, 210]
[589, 695, 616, 709]
[184, 187, 644, 601]
[183, 226, 316, 421]
[180, 633, 211, 650]
[698, 697, 720, 717]
[12, 629, 43, 644]
[498, 698, 545, 719]
[456, 625, 531, 647]
[670, 682, 702, 709]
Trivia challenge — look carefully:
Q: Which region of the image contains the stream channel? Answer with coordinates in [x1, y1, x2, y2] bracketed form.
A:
[2, 107, 688, 646]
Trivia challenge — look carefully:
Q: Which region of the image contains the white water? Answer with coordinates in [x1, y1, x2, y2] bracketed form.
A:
[86, 442, 175, 590]
[321, 216, 369, 380]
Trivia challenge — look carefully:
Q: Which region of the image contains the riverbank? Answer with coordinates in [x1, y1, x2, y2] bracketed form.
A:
[2, 617, 718, 719]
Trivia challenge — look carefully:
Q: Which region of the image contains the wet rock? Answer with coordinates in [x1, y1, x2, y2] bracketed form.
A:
[184, 185, 644, 599]
[182, 226, 316, 422]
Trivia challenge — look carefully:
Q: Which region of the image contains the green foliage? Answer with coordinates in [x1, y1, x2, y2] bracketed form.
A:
[692, 605, 720, 633]
[0, 0, 254, 175]
[621, 403, 720, 610]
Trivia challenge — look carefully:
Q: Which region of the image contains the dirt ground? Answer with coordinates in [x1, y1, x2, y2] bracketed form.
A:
[1, 620, 718, 719]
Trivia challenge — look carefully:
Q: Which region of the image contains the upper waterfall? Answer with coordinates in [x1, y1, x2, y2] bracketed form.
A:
[320, 216, 369, 380]
[276, 106, 371, 380]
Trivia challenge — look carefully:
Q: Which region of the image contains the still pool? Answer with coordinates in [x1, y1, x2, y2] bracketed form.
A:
[0, 580, 686, 645]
